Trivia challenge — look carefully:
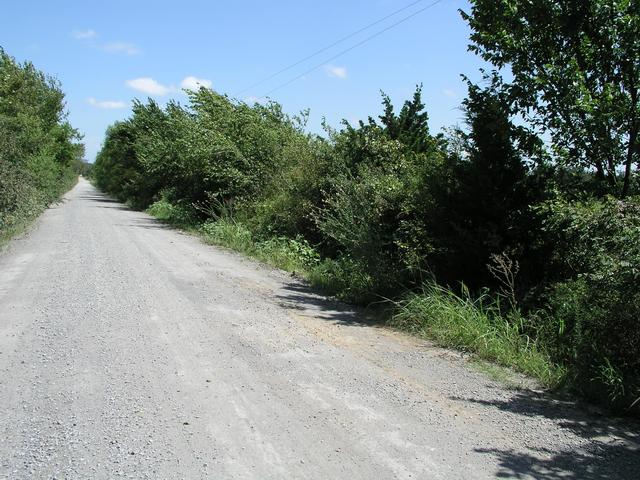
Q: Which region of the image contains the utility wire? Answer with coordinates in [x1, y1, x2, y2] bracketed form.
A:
[257, 0, 444, 100]
[233, 0, 431, 97]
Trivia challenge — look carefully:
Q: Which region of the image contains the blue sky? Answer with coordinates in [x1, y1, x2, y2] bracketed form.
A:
[2, 0, 485, 162]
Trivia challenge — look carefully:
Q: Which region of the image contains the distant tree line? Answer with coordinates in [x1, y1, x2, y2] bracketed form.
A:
[93, 0, 639, 412]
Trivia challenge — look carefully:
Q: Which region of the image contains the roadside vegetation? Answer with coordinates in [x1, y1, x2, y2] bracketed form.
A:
[0, 49, 85, 245]
[93, 1, 640, 413]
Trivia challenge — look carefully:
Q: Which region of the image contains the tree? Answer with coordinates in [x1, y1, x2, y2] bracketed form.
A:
[462, 0, 640, 197]
[428, 77, 541, 289]
[375, 84, 432, 153]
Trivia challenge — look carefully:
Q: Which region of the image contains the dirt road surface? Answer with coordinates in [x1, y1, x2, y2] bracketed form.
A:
[0, 179, 638, 479]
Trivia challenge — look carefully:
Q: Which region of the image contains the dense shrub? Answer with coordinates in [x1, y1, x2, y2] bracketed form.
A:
[94, 92, 323, 216]
[315, 131, 419, 291]
[313, 90, 450, 296]
[0, 162, 42, 235]
[0, 49, 83, 241]
[242, 134, 334, 241]
[95, 84, 640, 412]
[538, 197, 640, 409]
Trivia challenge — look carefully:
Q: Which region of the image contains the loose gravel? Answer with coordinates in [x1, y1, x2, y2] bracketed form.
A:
[0, 179, 638, 479]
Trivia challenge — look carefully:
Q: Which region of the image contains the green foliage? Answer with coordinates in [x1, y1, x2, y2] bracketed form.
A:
[393, 282, 563, 386]
[92, 121, 138, 202]
[201, 218, 255, 254]
[200, 218, 320, 275]
[538, 196, 640, 409]
[241, 133, 334, 241]
[307, 256, 375, 304]
[315, 132, 416, 290]
[0, 162, 42, 241]
[462, 0, 640, 197]
[93, 91, 321, 216]
[147, 197, 197, 227]
[198, 216, 373, 303]
[372, 84, 432, 153]
[314, 87, 446, 294]
[0, 49, 83, 242]
[95, 54, 640, 411]
[426, 77, 546, 289]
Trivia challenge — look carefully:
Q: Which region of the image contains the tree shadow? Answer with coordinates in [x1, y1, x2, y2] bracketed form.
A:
[273, 281, 388, 328]
[79, 193, 131, 210]
[452, 390, 640, 479]
[78, 192, 120, 203]
[476, 444, 638, 480]
[117, 218, 170, 230]
[276, 282, 640, 479]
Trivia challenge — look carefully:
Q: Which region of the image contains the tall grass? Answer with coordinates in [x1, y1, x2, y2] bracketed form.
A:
[392, 283, 564, 387]
[148, 204, 564, 388]
[200, 218, 320, 274]
[146, 198, 198, 228]
[199, 218, 379, 303]
[0, 173, 78, 249]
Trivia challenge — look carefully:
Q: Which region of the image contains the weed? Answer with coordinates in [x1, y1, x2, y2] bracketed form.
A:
[392, 282, 564, 387]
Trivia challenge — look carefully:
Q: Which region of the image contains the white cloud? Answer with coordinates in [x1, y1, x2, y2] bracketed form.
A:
[87, 97, 127, 109]
[125, 77, 174, 96]
[324, 65, 348, 79]
[442, 88, 457, 98]
[104, 42, 141, 55]
[72, 29, 97, 40]
[180, 76, 212, 91]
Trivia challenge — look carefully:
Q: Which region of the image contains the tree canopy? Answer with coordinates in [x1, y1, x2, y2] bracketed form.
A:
[462, 0, 640, 196]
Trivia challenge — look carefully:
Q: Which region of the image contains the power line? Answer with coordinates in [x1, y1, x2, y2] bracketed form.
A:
[257, 0, 445, 100]
[233, 0, 431, 97]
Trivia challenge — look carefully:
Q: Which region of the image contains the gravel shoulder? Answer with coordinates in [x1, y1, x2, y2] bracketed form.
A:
[1, 178, 638, 479]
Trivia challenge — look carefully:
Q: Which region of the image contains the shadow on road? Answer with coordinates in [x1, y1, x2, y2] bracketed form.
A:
[475, 444, 637, 480]
[276, 281, 640, 480]
[79, 193, 131, 211]
[274, 281, 386, 328]
[79, 192, 169, 230]
[118, 218, 170, 230]
[453, 390, 640, 479]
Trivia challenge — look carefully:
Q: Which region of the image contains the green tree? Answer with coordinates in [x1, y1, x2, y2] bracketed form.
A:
[93, 120, 138, 201]
[540, 196, 640, 408]
[462, 0, 640, 197]
[315, 90, 446, 294]
[0, 48, 82, 237]
[427, 77, 544, 289]
[376, 85, 432, 153]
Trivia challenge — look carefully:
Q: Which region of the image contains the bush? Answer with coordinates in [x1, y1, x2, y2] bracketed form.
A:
[539, 197, 640, 410]
[307, 256, 375, 304]
[201, 218, 255, 253]
[243, 135, 333, 241]
[0, 49, 82, 242]
[201, 218, 320, 274]
[147, 197, 198, 227]
[314, 115, 444, 296]
[0, 162, 42, 240]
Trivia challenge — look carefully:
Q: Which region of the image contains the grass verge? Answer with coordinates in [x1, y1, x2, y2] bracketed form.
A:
[0, 177, 79, 251]
[391, 283, 565, 387]
[199, 218, 320, 275]
[0, 212, 41, 250]
[146, 202, 563, 390]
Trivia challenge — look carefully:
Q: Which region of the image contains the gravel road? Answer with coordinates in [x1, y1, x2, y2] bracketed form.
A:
[0, 178, 638, 479]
